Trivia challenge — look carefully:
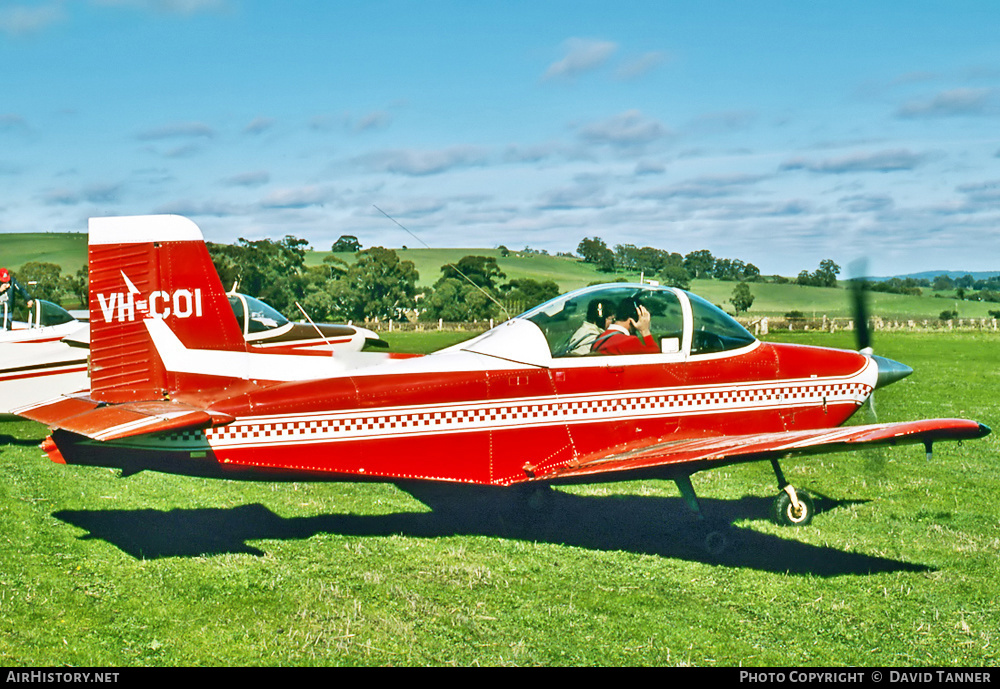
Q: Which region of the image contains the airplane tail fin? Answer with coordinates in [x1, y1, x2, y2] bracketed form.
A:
[89, 215, 246, 403]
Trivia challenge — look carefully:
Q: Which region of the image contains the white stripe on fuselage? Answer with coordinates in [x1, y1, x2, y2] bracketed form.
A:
[145, 317, 536, 381]
[134, 317, 877, 452]
[146, 318, 382, 380]
[109, 362, 877, 451]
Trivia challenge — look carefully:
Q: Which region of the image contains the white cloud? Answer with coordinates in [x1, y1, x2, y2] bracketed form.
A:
[896, 88, 998, 118]
[136, 121, 216, 140]
[683, 110, 757, 135]
[161, 143, 207, 158]
[0, 3, 66, 37]
[536, 181, 613, 211]
[956, 180, 1000, 208]
[353, 146, 490, 176]
[153, 199, 246, 217]
[354, 111, 392, 133]
[42, 183, 122, 206]
[634, 160, 665, 176]
[502, 142, 573, 164]
[92, 0, 232, 15]
[634, 174, 766, 200]
[0, 114, 30, 132]
[371, 197, 448, 220]
[616, 51, 668, 80]
[243, 117, 276, 135]
[222, 171, 270, 187]
[543, 38, 617, 81]
[838, 194, 894, 212]
[259, 185, 338, 209]
[577, 110, 671, 149]
[781, 149, 930, 174]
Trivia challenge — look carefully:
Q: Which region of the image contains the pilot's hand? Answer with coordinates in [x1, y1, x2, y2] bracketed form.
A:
[632, 305, 652, 337]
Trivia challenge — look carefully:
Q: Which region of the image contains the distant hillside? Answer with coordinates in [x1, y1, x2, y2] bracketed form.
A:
[310, 247, 604, 290]
[0, 233, 88, 274]
[873, 270, 1000, 281]
[3, 233, 996, 321]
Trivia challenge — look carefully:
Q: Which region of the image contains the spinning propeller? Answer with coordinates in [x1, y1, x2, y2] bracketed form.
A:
[848, 259, 913, 420]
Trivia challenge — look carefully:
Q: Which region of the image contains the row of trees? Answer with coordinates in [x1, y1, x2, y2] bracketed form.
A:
[577, 236, 818, 290]
[209, 237, 559, 324]
[419, 255, 559, 322]
[208, 237, 419, 322]
[12, 231, 999, 321]
[4, 262, 88, 310]
[4, 236, 554, 323]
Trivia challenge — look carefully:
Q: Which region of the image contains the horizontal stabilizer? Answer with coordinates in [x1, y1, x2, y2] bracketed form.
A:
[14, 396, 233, 442]
[541, 418, 991, 483]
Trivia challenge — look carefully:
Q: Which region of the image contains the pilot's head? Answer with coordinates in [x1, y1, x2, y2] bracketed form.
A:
[586, 299, 616, 327]
[616, 298, 642, 324]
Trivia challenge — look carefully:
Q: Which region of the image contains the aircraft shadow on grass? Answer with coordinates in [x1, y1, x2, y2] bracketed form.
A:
[0, 434, 49, 447]
[52, 487, 930, 576]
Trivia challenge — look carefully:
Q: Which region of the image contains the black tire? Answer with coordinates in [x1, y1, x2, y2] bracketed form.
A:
[773, 489, 814, 526]
[703, 528, 729, 555]
[521, 484, 553, 512]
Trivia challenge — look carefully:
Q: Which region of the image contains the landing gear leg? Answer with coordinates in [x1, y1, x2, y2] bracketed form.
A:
[770, 459, 814, 526]
[675, 474, 730, 555]
[675, 474, 704, 519]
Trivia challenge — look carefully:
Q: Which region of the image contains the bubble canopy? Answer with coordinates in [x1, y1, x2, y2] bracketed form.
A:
[515, 283, 756, 359]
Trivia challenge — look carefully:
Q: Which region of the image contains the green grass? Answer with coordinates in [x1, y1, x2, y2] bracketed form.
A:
[1, 331, 997, 666]
[379, 329, 480, 352]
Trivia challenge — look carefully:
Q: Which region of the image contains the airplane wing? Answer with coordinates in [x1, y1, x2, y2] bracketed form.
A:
[535, 419, 991, 484]
[13, 396, 234, 442]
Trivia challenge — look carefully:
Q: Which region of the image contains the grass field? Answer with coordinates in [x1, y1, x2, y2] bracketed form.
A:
[0, 233, 88, 275]
[0, 330, 997, 666]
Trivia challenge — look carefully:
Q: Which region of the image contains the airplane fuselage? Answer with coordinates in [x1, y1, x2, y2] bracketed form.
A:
[47, 339, 873, 485]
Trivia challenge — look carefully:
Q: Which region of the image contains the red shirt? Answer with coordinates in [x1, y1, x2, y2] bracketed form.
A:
[591, 325, 659, 355]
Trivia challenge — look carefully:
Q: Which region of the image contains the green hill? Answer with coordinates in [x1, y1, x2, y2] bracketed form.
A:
[309, 248, 604, 291]
[687, 280, 996, 321]
[2, 233, 993, 321]
[0, 233, 88, 274]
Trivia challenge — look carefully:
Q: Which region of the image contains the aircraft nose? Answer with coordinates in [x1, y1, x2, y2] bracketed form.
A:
[870, 354, 913, 389]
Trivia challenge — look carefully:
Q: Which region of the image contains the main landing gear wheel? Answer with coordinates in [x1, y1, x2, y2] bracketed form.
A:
[702, 527, 730, 556]
[772, 488, 814, 526]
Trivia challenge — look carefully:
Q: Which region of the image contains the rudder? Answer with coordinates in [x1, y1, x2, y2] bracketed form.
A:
[88, 215, 246, 403]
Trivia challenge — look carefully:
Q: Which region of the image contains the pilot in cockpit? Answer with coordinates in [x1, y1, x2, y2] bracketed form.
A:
[591, 298, 660, 355]
[564, 298, 616, 355]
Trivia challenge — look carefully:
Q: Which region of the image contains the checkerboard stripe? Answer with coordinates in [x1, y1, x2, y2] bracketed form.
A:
[125, 375, 874, 451]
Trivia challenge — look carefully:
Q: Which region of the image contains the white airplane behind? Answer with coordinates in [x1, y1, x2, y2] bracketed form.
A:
[0, 266, 388, 416]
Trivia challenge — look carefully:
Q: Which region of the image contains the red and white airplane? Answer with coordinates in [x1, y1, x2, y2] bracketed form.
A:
[14, 215, 990, 536]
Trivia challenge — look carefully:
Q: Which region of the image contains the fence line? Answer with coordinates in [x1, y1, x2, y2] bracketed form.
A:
[358, 314, 1000, 334]
[742, 316, 1000, 335]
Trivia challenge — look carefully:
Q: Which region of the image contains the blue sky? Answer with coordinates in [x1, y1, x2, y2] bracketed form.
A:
[2, 1, 1000, 277]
